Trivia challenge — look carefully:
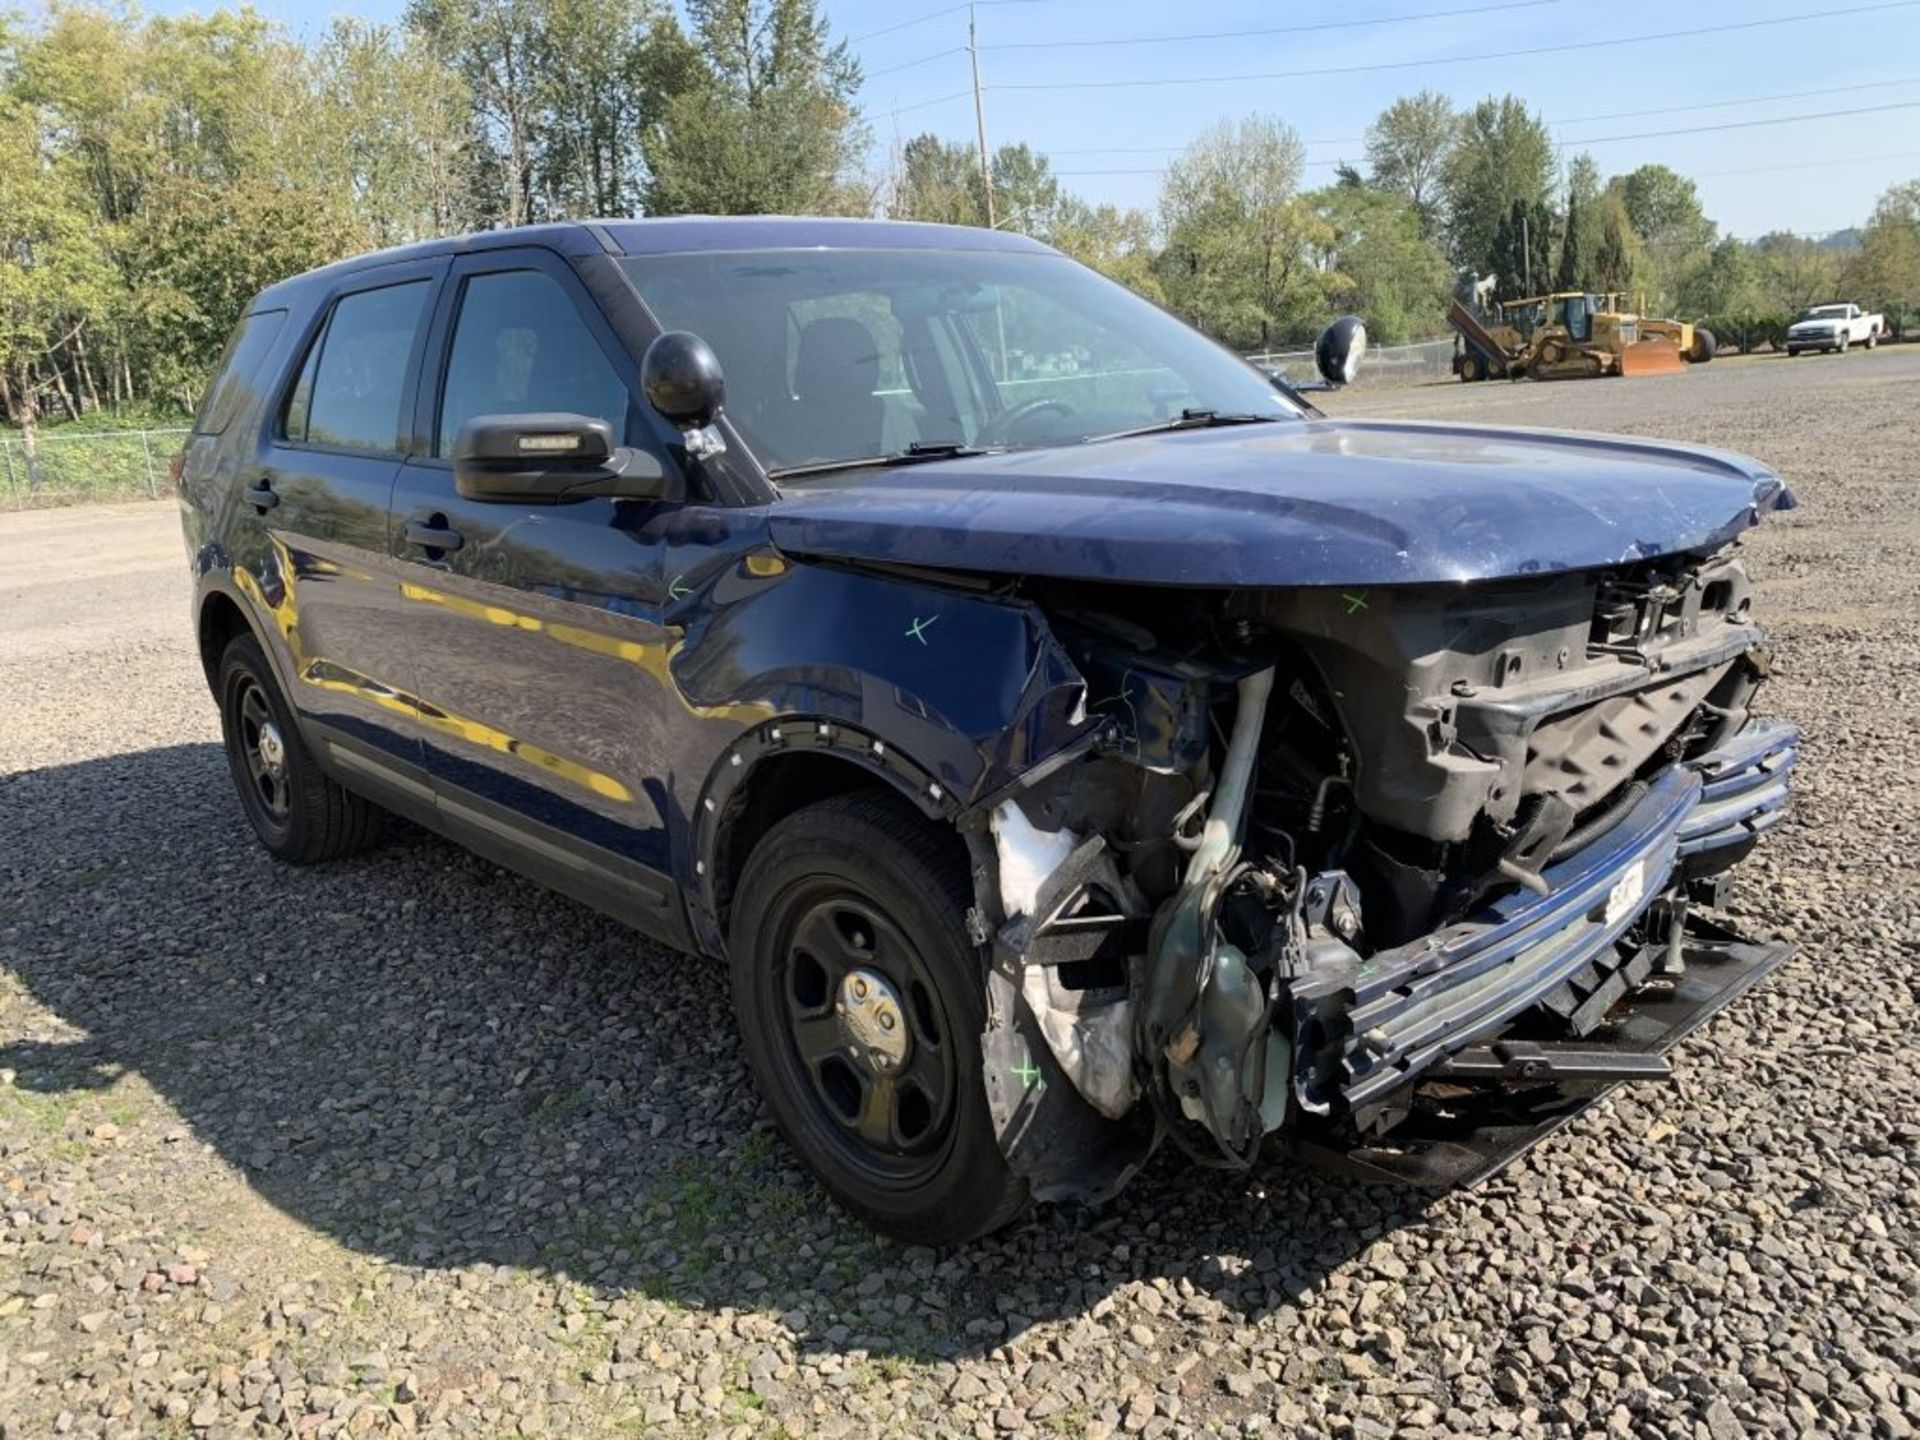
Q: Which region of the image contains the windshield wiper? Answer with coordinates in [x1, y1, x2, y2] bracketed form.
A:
[1088, 409, 1284, 443]
[768, 441, 999, 480]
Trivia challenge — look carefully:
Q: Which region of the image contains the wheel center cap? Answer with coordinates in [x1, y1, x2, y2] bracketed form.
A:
[837, 967, 911, 1072]
[257, 721, 286, 775]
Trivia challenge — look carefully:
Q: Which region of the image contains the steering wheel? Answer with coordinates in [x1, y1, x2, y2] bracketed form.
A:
[983, 397, 1075, 445]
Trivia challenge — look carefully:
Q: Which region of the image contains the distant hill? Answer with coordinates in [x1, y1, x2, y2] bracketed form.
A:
[1818, 228, 1863, 251]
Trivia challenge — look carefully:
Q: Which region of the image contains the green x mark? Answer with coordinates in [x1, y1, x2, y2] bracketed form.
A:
[1013, 1058, 1044, 1091]
[1342, 591, 1370, 614]
[906, 614, 938, 645]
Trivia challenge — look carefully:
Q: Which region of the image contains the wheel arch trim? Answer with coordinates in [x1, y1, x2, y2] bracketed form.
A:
[689, 717, 962, 955]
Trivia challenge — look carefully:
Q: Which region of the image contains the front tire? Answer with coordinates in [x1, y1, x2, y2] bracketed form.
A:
[728, 792, 1028, 1244]
[218, 632, 382, 864]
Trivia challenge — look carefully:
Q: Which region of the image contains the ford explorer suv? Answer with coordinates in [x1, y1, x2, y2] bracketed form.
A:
[178, 218, 1799, 1244]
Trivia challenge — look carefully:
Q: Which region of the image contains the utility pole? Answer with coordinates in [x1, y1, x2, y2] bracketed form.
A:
[968, 4, 997, 229]
[1521, 211, 1532, 295]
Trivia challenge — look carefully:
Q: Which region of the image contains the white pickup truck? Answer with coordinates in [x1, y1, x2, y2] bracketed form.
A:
[1786, 302, 1884, 355]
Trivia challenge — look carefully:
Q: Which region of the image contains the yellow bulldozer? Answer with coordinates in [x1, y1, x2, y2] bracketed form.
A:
[1450, 291, 1716, 382]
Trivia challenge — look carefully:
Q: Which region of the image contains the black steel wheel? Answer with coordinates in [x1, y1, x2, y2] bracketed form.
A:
[234, 676, 291, 824]
[218, 631, 382, 864]
[729, 791, 1027, 1244]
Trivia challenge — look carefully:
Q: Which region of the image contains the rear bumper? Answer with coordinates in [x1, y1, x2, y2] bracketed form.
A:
[1290, 720, 1800, 1120]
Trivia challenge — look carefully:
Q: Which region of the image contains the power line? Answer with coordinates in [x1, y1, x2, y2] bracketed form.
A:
[866, 47, 966, 80]
[878, 88, 977, 119]
[1056, 148, 1920, 184]
[1553, 75, 1920, 128]
[988, 2, 1920, 93]
[850, 0, 1050, 45]
[982, 0, 1568, 51]
[1694, 148, 1920, 178]
[1560, 98, 1920, 147]
[1042, 78, 1920, 157]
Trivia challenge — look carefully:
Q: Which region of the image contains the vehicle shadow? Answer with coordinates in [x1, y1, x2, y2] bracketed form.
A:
[0, 743, 1438, 1364]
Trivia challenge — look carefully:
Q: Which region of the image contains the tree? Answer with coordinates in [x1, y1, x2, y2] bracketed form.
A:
[1443, 95, 1554, 279]
[894, 133, 983, 227]
[1611, 163, 1715, 313]
[1558, 153, 1602, 290]
[1846, 179, 1920, 336]
[1592, 190, 1643, 296]
[1306, 183, 1448, 343]
[1489, 197, 1553, 302]
[1156, 116, 1324, 350]
[1750, 231, 1844, 316]
[312, 20, 471, 242]
[0, 95, 115, 476]
[1556, 188, 1583, 291]
[1364, 90, 1456, 239]
[642, 0, 865, 216]
[1051, 201, 1163, 302]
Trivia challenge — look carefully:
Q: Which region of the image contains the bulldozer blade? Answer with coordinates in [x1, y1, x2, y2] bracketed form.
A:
[1618, 339, 1688, 377]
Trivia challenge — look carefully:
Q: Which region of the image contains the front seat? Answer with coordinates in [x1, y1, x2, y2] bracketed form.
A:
[791, 317, 884, 463]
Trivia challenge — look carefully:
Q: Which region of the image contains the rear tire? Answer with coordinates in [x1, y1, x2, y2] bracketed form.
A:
[1688, 328, 1717, 364]
[1866, 330, 1878, 350]
[728, 791, 1028, 1245]
[218, 633, 382, 864]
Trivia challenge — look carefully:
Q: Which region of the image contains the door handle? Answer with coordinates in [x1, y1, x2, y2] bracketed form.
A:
[405, 516, 465, 554]
[243, 478, 280, 513]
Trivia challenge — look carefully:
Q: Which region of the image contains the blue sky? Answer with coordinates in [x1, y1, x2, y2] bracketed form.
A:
[156, 0, 1920, 238]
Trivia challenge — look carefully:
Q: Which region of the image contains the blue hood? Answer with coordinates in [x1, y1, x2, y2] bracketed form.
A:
[765, 419, 1795, 587]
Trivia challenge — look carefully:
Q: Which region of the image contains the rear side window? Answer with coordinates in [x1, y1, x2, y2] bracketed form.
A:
[193, 309, 288, 436]
[281, 280, 431, 453]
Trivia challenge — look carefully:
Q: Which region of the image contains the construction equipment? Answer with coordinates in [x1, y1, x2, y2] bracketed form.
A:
[1449, 291, 1716, 382]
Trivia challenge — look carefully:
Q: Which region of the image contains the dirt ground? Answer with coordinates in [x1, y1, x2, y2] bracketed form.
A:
[2, 347, 1917, 1439]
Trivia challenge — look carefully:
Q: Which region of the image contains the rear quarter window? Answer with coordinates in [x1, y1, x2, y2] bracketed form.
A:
[192, 309, 289, 436]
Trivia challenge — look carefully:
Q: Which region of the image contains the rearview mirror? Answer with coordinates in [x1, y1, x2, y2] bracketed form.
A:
[452, 413, 675, 504]
[1314, 316, 1368, 387]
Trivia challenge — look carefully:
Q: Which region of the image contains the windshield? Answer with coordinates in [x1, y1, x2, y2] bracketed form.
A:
[619, 247, 1302, 477]
[1804, 306, 1849, 320]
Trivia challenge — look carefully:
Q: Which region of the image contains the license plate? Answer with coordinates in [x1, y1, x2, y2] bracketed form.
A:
[1604, 859, 1647, 926]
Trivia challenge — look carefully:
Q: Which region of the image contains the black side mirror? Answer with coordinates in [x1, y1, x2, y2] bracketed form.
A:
[642, 332, 728, 460]
[1313, 316, 1368, 387]
[452, 413, 674, 504]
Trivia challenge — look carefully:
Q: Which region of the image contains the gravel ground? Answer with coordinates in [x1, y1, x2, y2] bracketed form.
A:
[3, 349, 1917, 1439]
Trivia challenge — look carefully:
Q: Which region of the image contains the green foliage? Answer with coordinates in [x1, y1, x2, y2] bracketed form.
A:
[1593, 190, 1644, 297]
[1364, 90, 1456, 240]
[1610, 164, 1716, 313]
[891, 135, 1067, 241]
[1306, 183, 1447, 343]
[1444, 95, 1554, 279]
[1154, 116, 1325, 351]
[1844, 178, 1920, 335]
[1488, 198, 1554, 302]
[641, 0, 866, 216]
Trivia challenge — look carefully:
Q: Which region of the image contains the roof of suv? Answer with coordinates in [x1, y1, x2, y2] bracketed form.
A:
[253, 216, 1054, 309]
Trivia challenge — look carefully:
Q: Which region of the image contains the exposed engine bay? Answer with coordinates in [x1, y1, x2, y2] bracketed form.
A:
[968, 546, 1797, 1201]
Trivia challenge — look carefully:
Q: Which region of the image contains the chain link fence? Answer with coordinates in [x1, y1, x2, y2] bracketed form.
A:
[1, 428, 189, 510]
[1247, 336, 1456, 388]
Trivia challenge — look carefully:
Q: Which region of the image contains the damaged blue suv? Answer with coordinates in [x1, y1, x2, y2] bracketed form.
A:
[179, 218, 1799, 1243]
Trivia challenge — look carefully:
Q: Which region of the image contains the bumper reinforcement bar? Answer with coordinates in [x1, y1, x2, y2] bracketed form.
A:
[1288, 913, 1792, 1189]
